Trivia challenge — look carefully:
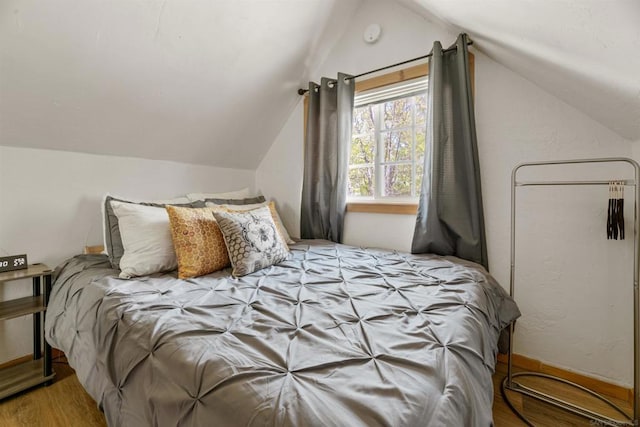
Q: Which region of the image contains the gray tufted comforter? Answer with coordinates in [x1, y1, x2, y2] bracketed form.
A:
[45, 240, 519, 427]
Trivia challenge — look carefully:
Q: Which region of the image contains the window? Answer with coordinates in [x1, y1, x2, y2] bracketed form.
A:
[302, 57, 473, 214]
[348, 77, 427, 201]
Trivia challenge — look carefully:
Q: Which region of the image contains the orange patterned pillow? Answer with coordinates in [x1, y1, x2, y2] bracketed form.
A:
[166, 206, 230, 279]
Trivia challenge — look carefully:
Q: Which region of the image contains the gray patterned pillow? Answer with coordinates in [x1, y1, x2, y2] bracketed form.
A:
[213, 206, 289, 276]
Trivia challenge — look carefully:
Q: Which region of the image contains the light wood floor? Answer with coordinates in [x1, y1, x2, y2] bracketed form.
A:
[0, 359, 106, 427]
[0, 359, 633, 426]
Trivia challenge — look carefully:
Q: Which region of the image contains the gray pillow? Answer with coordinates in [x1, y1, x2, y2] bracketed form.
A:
[213, 206, 288, 277]
[204, 196, 265, 205]
[103, 196, 202, 270]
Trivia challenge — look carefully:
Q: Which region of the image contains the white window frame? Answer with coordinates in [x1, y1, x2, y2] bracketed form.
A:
[348, 77, 428, 202]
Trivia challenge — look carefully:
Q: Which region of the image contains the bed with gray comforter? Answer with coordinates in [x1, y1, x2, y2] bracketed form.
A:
[45, 239, 519, 427]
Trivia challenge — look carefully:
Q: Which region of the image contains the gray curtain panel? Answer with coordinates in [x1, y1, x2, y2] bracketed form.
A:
[412, 33, 488, 269]
[301, 73, 354, 242]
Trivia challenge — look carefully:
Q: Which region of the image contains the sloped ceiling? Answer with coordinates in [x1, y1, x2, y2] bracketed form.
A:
[0, 0, 360, 169]
[397, 0, 640, 141]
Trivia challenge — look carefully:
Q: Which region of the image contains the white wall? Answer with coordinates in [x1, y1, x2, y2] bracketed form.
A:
[632, 141, 640, 164]
[255, 102, 304, 238]
[257, 0, 636, 386]
[0, 146, 254, 363]
[344, 213, 415, 252]
[475, 55, 633, 389]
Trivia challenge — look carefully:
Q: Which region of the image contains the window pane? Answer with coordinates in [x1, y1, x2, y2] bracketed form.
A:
[415, 94, 427, 125]
[382, 130, 412, 162]
[383, 164, 412, 197]
[383, 98, 412, 129]
[415, 160, 424, 197]
[349, 79, 430, 201]
[348, 167, 374, 197]
[350, 134, 375, 165]
[353, 105, 375, 134]
[416, 129, 425, 159]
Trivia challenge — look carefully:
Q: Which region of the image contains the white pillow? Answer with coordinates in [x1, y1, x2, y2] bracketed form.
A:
[110, 201, 178, 279]
[186, 188, 251, 202]
[206, 200, 295, 245]
[101, 194, 190, 257]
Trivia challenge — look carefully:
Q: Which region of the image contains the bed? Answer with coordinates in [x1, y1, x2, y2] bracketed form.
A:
[45, 239, 519, 427]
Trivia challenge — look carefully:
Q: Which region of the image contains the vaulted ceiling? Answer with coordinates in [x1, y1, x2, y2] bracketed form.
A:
[1, 0, 638, 170]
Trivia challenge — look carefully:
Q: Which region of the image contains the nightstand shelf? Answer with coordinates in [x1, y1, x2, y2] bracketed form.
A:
[0, 295, 46, 321]
[0, 359, 55, 400]
[0, 263, 55, 400]
[0, 264, 52, 282]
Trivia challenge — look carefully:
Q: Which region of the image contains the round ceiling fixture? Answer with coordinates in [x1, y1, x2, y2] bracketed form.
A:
[363, 24, 382, 44]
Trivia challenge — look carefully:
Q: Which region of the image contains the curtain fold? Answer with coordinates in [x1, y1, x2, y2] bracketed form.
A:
[300, 73, 354, 243]
[411, 33, 488, 269]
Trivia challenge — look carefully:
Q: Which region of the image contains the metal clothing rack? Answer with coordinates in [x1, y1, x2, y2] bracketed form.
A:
[502, 157, 640, 426]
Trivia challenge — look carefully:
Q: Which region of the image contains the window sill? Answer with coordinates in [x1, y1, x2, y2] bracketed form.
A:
[346, 202, 418, 215]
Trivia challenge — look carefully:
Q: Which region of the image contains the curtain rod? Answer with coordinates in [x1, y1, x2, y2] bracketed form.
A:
[296, 39, 473, 95]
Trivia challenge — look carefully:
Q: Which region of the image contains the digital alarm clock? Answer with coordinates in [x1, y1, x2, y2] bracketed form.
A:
[0, 254, 28, 273]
